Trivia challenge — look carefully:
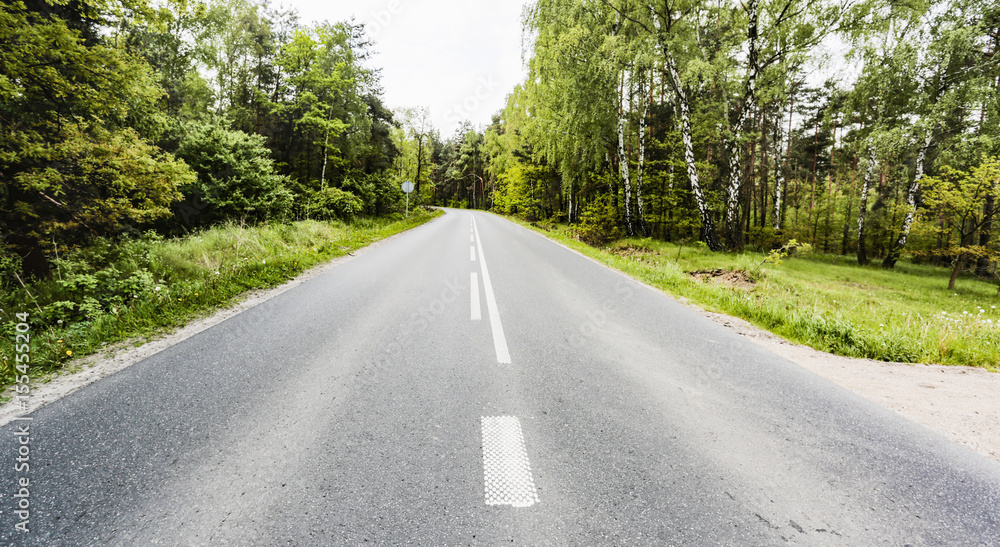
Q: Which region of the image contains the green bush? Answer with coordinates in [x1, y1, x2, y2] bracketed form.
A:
[174, 120, 294, 227]
[310, 187, 365, 219]
[0, 247, 22, 290]
[576, 195, 622, 246]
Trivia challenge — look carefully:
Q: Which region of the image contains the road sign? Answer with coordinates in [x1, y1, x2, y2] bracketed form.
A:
[402, 180, 414, 217]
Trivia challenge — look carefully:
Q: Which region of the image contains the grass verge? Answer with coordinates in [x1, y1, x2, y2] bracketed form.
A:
[518, 220, 1000, 371]
[0, 209, 441, 394]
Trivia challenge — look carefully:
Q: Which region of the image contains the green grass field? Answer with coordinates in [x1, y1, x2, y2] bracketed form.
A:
[0, 210, 441, 393]
[523, 221, 1000, 371]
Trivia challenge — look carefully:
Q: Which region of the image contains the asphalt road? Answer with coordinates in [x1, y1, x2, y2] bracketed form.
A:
[3, 209, 1000, 545]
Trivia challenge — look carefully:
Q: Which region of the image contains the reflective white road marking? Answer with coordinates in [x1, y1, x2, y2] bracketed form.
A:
[481, 416, 538, 507]
[472, 218, 511, 364]
[471, 272, 482, 321]
[470, 245, 476, 262]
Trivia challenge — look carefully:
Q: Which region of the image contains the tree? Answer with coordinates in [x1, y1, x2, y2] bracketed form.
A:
[918, 158, 1000, 289]
[173, 120, 293, 226]
[0, 1, 188, 275]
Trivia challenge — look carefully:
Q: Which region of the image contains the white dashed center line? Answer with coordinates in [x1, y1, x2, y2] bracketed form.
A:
[481, 416, 539, 507]
[472, 218, 511, 364]
[471, 272, 482, 321]
[470, 245, 476, 262]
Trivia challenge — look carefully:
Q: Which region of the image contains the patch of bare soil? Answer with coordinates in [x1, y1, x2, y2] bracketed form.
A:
[698, 308, 1000, 464]
[691, 268, 757, 291]
[610, 245, 656, 258]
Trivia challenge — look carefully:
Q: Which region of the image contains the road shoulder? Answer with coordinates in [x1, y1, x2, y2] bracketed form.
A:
[696, 304, 1000, 463]
[0, 218, 441, 426]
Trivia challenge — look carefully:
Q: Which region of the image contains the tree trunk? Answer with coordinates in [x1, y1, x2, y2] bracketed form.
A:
[857, 147, 878, 266]
[617, 71, 635, 236]
[320, 106, 334, 189]
[977, 194, 995, 277]
[773, 96, 791, 230]
[724, 0, 758, 250]
[949, 253, 965, 290]
[635, 71, 649, 236]
[416, 135, 424, 196]
[883, 133, 932, 269]
[665, 54, 722, 250]
[842, 154, 857, 254]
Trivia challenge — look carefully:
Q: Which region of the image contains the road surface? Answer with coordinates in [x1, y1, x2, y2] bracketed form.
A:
[3, 209, 1000, 545]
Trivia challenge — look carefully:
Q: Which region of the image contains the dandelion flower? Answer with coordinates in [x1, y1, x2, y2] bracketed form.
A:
[66, 350, 72, 356]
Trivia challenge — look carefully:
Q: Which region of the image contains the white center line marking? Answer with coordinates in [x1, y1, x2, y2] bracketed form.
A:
[472, 218, 511, 364]
[481, 416, 538, 508]
[471, 272, 482, 321]
[470, 245, 477, 262]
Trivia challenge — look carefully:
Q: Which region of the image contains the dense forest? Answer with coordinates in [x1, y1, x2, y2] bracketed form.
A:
[400, 0, 1000, 288]
[1, 0, 410, 281]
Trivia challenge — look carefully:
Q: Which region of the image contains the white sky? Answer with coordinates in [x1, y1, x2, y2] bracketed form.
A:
[285, 0, 529, 137]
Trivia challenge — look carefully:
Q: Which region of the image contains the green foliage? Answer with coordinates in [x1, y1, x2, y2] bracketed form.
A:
[493, 163, 550, 220]
[173, 120, 293, 226]
[309, 187, 365, 220]
[2, 122, 189, 264]
[0, 247, 22, 290]
[0, 2, 191, 273]
[576, 195, 623, 246]
[762, 239, 813, 266]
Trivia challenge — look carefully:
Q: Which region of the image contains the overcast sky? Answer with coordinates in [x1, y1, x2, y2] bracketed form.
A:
[285, 0, 529, 137]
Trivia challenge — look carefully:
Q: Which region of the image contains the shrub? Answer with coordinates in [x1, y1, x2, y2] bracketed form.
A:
[576, 195, 622, 246]
[310, 187, 365, 219]
[173, 120, 293, 227]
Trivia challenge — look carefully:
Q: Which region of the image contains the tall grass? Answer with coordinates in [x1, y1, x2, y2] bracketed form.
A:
[0, 210, 441, 392]
[525, 223, 1000, 370]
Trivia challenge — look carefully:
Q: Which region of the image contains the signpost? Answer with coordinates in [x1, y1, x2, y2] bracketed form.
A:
[402, 180, 414, 217]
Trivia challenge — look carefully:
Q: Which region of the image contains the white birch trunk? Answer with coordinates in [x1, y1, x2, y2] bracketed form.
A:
[636, 72, 649, 236]
[773, 106, 788, 230]
[320, 129, 330, 189]
[883, 132, 933, 268]
[725, 0, 759, 249]
[617, 73, 635, 237]
[666, 55, 721, 250]
[856, 146, 878, 264]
